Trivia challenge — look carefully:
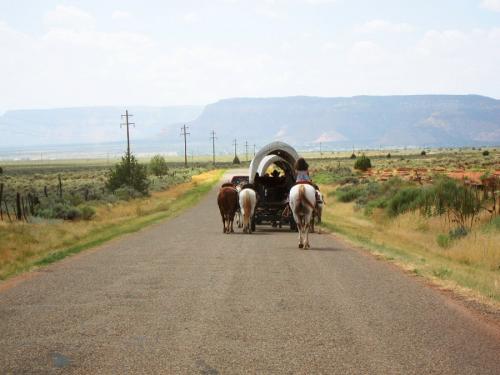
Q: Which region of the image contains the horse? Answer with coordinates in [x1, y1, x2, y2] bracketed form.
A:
[289, 183, 316, 249]
[239, 187, 257, 233]
[310, 188, 325, 233]
[217, 183, 239, 234]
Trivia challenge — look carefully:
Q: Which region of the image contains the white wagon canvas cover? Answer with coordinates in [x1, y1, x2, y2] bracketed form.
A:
[248, 142, 300, 183]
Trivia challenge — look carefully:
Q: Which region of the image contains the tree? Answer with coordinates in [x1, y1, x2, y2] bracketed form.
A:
[482, 150, 490, 156]
[386, 153, 391, 158]
[350, 153, 356, 159]
[354, 154, 372, 171]
[233, 155, 241, 164]
[421, 150, 426, 156]
[149, 155, 169, 177]
[106, 153, 149, 195]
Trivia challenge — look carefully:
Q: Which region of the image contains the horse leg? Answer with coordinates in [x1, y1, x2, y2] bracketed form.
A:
[222, 216, 227, 233]
[304, 214, 311, 249]
[297, 218, 304, 248]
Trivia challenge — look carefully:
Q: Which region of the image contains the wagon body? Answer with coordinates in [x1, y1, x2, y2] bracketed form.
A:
[248, 142, 299, 230]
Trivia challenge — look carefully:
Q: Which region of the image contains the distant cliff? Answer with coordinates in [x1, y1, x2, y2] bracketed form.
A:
[1, 95, 499, 149]
[188, 95, 500, 147]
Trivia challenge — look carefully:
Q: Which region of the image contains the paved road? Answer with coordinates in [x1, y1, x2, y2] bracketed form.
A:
[1, 172, 499, 374]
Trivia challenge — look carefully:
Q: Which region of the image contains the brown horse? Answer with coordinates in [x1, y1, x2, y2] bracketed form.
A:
[217, 184, 239, 234]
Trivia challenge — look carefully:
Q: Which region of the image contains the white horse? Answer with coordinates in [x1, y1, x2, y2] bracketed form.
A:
[289, 184, 316, 249]
[239, 188, 257, 233]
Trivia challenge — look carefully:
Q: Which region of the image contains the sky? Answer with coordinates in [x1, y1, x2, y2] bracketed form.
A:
[1, 0, 500, 112]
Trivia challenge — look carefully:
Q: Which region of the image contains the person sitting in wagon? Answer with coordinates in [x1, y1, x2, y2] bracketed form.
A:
[295, 157, 312, 183]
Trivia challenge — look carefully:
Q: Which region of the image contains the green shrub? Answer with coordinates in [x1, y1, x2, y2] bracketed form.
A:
[421, 150, 426, 156]
[433, 267, 452, 279]
[106, 153, 149, 195]
[354, 154, 372, 171]
[336, 186, 363, 202]
[149, 155, 169, 177]
[482, 216, 500, 233]
[36, 202, 82, 220]
[350, 153, 357, 159]
[418, 177, 482, 230]
[339, 176, 359, 185]
[482, 150, 490, 156]
[232, 155, 241, 164]
[386, 187, 423, 217]
[386, 153, 391, 158]
[449, 226, 468, 240]
[65, 206, 82, 220]
[436, 234, 451, 248]
[80, 205, 96, 220]
[114, 186, 143, 201]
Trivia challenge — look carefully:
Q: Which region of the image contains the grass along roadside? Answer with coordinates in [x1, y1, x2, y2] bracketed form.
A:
[0, 169, 225, 280]
[319, 184, 500, 306]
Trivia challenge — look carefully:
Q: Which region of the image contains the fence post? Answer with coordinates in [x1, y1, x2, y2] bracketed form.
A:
[58, 175, 63, 199]
[0, 183, 3, 220]
[16, 192, 22, 221]
[3, 200, 12, 222]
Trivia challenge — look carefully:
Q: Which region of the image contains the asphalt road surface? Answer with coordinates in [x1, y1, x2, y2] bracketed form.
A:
[1, 171, 499, 374]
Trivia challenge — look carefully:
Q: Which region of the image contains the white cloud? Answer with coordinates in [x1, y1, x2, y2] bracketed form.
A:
[322, 41, 337, 51]
[44, 5, 95, 31]
[183, 13, 198, 23]
[112, 10, 131, 20]
[274, 126, 287, 139]
[357, 19, 414, 33]
[314, 131, 347, 143]
[416, 29, 469, 56]
[349, 41, 386, 64]
[480, 0, 500, 12]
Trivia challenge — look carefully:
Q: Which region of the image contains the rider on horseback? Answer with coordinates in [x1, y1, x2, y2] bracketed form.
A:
[295, 157, 312, 183]
[294, 157, 322, 204]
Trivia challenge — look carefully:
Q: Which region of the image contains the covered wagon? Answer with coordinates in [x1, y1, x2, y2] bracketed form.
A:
[248, 142, 299, 231]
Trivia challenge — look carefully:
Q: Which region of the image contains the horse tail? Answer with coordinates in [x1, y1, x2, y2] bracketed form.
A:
[243, 191, 251, 226]
[298, 184, 315, 210]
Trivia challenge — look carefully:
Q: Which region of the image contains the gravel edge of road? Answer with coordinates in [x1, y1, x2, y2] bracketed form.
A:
[317, 226, 500, 331]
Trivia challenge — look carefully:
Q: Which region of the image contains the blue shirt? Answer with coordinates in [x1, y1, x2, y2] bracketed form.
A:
[296, 170, 311, 182]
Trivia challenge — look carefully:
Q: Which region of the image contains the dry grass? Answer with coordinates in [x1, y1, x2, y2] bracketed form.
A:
[0, 169, 223, 279]
[320, 184, 500, 304]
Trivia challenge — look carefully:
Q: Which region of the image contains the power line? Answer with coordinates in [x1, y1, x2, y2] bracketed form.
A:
[180, 124, 190, 167]
[120, 110, 135, 160]
[210, 130, 217, 165]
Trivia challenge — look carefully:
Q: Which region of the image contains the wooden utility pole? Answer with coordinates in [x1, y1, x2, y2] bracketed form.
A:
[232, 139, 238, 158]
[253, 144, 256, 157]
[210, 130, 217, 165]
[121, 110, 135, 161]
[245, 141, 249, 162]
[320, 142, 323, 158]
[181, 124, 190, 167]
